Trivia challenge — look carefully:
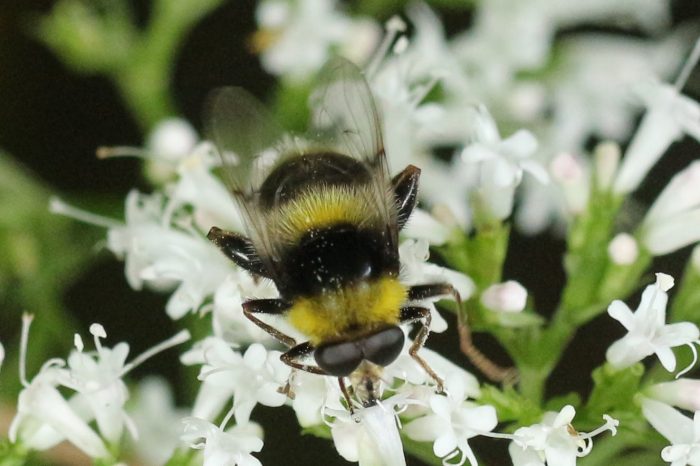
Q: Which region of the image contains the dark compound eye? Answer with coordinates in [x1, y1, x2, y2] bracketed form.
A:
[361, 326, 404, 367]
[314, 340, 363, 376]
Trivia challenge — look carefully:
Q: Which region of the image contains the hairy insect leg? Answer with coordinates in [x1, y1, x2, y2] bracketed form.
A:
[399, 305, 445, 392]
[242, 299, 296, 348]
[407, 283, 518, 384]
[392, 164, 421, 230]
[207, 227, 270, 277]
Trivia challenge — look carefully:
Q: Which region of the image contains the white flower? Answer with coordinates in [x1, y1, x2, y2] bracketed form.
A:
[648, 379, 700, 412]
[128, 377, 189, 466]
[108, 190, 234, 319]
[289, 370, 344, 427]
[9, 315, 189, 459]
[330, 396, 409, 466]
[191, 339, 290, 424]
[461, 107, 547, 220]
[182, 417, 263, 466]
[166, 143, 245, 233]
[642, 398, 700, 466]
[0, 341, 4, 375]
[614, 80, 700, 194]
[606, 274, 699, 371]
[210, 273, 279, 345]
[404, 374, 497, 466]
[641, 161, 700, 255]
[608, 233, 639, 265]
[402, 208, 452, 246]
[255, 0, 378, 81]
[509, 405, 619, 466]
[481, 281, 528, 313]
[399, 238, 474, 333]
[10, 366, 111, 459]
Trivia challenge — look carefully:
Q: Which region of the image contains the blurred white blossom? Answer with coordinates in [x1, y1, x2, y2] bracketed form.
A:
[182, 417, 264, 466]
[642, 398, 700, 466]
[129, 377, 189, 466]
[648, 379, 700, 412]
[614, 80, 700, 195]
[255, 0, 379, 81]
[641, 161, 700, 255]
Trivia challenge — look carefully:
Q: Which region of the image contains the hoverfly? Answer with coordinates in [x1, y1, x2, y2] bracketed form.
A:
[206, 57, 461, 408]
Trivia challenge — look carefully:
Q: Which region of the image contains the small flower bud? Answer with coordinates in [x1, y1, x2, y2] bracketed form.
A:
[594, 142, 620, 190]
[147, 118, 198, 162]
[550, 152, 584, 183]
[608, 233, 638, 265]
[481, 281, 527, 313]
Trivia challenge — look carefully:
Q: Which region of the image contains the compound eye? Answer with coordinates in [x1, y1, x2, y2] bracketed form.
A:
[314, 340, 363, 376]
[361, 326, 405, 367]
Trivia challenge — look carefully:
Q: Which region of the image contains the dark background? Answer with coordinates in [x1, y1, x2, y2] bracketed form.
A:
[1, 1, 700, 465]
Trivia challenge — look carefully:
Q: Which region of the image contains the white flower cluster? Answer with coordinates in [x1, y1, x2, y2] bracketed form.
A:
[8, 314, 189, 462]
[256, 0, 696, 239]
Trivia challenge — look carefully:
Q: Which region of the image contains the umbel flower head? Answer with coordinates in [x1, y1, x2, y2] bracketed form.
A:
[8, 314, 190, 461]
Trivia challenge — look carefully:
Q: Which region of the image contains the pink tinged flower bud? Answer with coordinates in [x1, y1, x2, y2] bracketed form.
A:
[481, 281, 528, 313]
[594, 142, 620, 190]
[549, 152, 589, 214]
[0, 341, 4, 374]
[648, 379, 700, 411]
[608, 233, 638, 265]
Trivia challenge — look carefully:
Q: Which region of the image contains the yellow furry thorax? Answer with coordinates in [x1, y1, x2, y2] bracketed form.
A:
[287, 276, 407, 345]
[267, 184, 384, 244]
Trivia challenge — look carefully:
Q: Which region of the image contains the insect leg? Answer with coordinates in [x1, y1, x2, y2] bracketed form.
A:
[399, 305, 445, 392]
[407, 283, 518, 384]
[392, 164, 421, 230]
[242, 299, 296, 348]
[207, 227, 270, 277]
[337, 376, 356, 414]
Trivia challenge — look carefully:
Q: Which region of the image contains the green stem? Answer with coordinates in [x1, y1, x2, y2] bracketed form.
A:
[517, 365, 547, 406]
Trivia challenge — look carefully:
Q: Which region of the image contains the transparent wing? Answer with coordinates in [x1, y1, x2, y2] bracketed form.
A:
[204, 87, 286, 196]
[309, 57, 398, 246]
[204, 87, 289, 276]
[310, 57, 386, 168]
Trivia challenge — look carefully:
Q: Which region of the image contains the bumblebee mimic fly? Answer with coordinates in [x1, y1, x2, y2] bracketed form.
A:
[205, 57, 462, 408]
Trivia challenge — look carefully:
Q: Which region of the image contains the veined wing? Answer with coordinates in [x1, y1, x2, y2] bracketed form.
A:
[308, 57, 398, 247]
